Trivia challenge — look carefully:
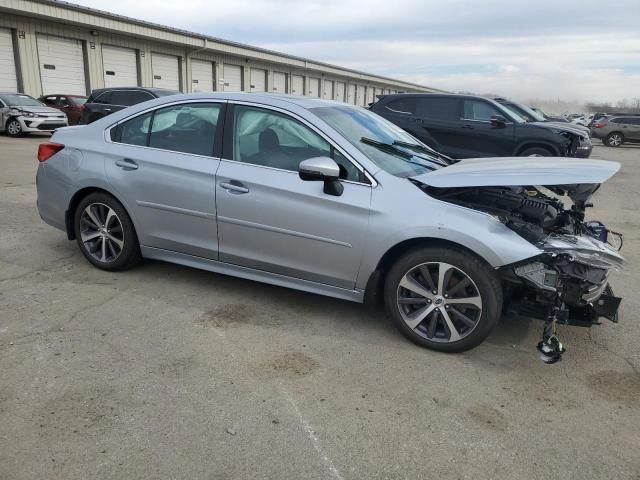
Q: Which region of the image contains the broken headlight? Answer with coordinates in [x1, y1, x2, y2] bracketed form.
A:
[541, 234, 624, 270]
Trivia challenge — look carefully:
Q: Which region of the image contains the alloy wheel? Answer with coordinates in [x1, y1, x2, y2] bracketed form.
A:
[79, 203, 124, 263]
[608, 134, 622, 147]
[396, 262, 483, 343]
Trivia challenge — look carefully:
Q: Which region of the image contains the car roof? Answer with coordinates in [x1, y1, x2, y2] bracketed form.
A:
[39, 94, 88, 97]
[125, 91, 353, 109]
[90, 87, 178, 95]
[376, 92, 500, 103]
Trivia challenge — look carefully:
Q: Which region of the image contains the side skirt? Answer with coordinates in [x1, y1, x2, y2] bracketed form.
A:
[140, 246, 365, 303]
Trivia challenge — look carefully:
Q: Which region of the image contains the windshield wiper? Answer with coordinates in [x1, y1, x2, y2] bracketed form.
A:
[360, 137, 438, 171]
[361, 137, 413, 159]
[391, 140, 454, 166]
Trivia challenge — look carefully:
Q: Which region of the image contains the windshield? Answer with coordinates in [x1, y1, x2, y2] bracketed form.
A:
[311, 105, 447, 177]
[0, 94, 43, 107]
[505, 102, 545, 122]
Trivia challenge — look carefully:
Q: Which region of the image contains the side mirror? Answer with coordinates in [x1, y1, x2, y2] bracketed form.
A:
[490, 115, 507, 128]
[299, 157, 344, 196]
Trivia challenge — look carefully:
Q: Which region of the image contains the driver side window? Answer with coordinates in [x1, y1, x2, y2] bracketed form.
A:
[232, 106, 363, 182]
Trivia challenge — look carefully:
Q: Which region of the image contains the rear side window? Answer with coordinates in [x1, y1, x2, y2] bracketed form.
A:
[118, 111, 152, 146]
[462, 100, 501, 121]
[113, 103, 221, 156]
[385, 98, 416, 114]
[129, 91, 155, 105]
[149, 103, 220, 156]
[93, 91, 112, 104]
[415, 97, 458, 121]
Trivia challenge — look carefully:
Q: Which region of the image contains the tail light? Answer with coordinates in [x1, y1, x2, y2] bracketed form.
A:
[594, 122, 605, 128]
[37, 142, 65, 162]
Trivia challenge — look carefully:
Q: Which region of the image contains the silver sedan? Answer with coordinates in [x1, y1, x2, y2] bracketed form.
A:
[35, 92, 623, 353]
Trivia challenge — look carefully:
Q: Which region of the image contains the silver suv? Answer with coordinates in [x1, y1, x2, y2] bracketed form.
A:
[35, 93, 624, 353]
[591, 115, 640, 147]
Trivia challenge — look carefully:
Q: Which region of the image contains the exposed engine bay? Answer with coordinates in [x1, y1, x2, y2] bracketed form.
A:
[413, 180, 625, 362]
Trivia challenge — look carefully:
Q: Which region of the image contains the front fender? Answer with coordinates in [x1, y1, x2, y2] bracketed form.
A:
[355, 189, 541, 290]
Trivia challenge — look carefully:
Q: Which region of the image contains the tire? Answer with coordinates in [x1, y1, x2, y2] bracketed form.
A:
[74, 192, 141, 271]
[518, 146, 553, 157]
[6, 118, 22, 137]
[383, 246, 503, 353]
[605, 132, 623, 147]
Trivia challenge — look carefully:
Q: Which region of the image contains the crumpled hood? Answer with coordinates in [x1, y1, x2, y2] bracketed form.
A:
[530, 121, 590, 137]
[9, 105, 65, 116]
[413, 157, 620, 188]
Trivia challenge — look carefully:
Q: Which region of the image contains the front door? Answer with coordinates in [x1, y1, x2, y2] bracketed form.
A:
[457, 99, 516, 157]
[215, 104, 372, 289]
[105, 101, 224, 259]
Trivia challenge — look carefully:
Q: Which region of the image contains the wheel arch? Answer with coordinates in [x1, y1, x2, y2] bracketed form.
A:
[65, 186, 137, 241]
[363, 237, 496, 306]
[514, 141, 560, 156]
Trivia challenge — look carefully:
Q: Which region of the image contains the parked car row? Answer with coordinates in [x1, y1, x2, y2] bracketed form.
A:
[0, 92, 69, 136]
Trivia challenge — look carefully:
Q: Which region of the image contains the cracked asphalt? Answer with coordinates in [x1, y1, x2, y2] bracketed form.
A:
[1, 135, 639, 480]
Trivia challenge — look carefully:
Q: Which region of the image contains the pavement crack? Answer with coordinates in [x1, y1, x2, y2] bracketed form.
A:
[588, 329, 639, 377]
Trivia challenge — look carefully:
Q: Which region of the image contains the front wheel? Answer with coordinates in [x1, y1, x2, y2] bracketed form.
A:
[519, 146, 553, 157]
[6, 118, 22, 137]
[384, 246, 503, 352]
[74, 192, 141, 271]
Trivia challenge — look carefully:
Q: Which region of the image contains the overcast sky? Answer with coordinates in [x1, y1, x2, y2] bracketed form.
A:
[72, 0, 640, 104]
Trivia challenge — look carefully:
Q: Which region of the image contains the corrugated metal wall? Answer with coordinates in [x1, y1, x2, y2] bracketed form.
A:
[0, 3, 435, 99]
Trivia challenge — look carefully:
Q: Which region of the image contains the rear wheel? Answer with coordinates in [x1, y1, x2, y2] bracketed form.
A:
[6, 118, 22, 137]
[519, 146, 553, 157]
[384, 246, 502, 352]
[605, 132, 623, 147]
[74, 192, 141, 271]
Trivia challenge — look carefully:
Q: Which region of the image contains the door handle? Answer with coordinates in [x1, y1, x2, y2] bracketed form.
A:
[115, 158, 139, 170]
[461, 124, 474, 129]
[220, 182, 249, 194]
[412, 117, 424, 123]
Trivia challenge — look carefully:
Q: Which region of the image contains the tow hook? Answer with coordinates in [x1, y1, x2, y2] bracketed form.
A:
[537, 297, 567, 364]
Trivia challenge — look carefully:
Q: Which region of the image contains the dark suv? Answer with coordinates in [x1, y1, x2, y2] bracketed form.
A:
[80, 87, 179, 124]
[370, 93, 592, 158]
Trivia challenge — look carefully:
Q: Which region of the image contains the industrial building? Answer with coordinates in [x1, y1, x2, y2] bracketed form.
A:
[0, 0, 437, 105]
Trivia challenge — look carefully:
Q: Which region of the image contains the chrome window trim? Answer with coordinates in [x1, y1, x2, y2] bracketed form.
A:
[104, 99, 226, 160]
[104, 98, 377, 187]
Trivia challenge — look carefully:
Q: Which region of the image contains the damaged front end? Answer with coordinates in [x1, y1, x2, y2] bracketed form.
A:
[413, 162, 624, 361]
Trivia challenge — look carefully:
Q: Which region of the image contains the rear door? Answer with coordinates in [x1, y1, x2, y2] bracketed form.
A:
[215, 103, 371, 288]
[105, 101, 224, 259]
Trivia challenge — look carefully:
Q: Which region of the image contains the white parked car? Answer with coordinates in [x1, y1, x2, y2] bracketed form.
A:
[0, 92, 68, 136]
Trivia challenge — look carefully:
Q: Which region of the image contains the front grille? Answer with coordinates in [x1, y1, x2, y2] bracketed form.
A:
[36, 123, 66, 131]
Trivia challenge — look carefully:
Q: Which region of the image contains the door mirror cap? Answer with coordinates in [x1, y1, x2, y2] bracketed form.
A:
[299, 157, 340, 181]
[299, 157, 344, 196]
[490, 115, 507, 127]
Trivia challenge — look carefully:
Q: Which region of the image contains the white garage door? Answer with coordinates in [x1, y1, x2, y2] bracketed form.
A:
[272, 72, 287, 93]
[222, 64, 242, 91]
[151, 53, 180, 90]
[347, 84, 356, 104]
[366, 87, 375, 105]
[308, 77, 320, 97]
[102, 45, 138, 88]
[323, 80, 334, 100]
[250, 68, 266, 92]
[357, 86, 366, 106]
[291, 75, 304, 95]
[191, 59, 214, 92]
[36, 34, 86, 96]
[335, 82, 345, 102]
[0, 29, 17, 91]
